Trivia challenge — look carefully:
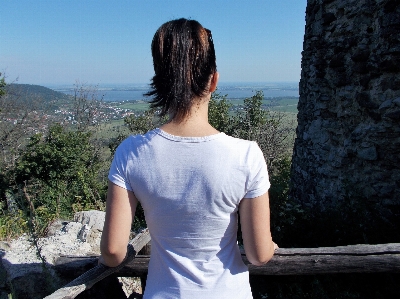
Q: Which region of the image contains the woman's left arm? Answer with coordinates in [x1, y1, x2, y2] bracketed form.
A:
[99, 180, 138, 267]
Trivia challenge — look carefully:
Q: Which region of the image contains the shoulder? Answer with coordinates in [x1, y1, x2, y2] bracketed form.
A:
[119, 129, 158, 146]
[215, 134, 264, 166]
[114, 129, 159, 156]
[220, 134, 260, 154]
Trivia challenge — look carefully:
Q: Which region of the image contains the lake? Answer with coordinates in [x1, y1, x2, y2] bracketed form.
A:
[52, 82, 299, 102]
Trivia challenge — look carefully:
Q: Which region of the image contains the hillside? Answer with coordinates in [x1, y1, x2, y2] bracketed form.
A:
[4, 83, 71, 109]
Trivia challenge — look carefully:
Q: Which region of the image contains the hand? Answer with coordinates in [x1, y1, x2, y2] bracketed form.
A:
[273, 242, 279, 251]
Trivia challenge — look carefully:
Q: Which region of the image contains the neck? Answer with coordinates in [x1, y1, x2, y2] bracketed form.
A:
[160, 95, 219, 137]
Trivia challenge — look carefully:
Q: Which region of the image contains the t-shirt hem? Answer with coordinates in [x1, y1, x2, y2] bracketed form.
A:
[243, 184, 270, 199]
[108, 175, 133, 192]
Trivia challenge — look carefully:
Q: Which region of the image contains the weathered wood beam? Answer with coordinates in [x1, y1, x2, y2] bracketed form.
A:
[54, 243, 400, 278]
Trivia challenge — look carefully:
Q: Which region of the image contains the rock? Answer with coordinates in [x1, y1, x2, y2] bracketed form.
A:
[78, 224, 91, 242]
[357, 146, 378, 161]
[290, 0, 400, 210]
[46, 220, 69, 237]
[0, 210, 131, 299]
[74, 210, 105, 231]
[384, 108, 400, 120]
[74, 210, 106, 253]
[378, 99, 393, 110]
[0, 242, 10, 251]
[64, 221, 85, 237]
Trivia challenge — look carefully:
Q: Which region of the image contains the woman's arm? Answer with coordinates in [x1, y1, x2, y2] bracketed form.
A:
[99, 180, 138, 267]
[239, 192, 275, 266]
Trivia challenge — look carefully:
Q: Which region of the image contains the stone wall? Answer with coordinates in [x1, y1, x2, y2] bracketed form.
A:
[290, 0, 400, 212]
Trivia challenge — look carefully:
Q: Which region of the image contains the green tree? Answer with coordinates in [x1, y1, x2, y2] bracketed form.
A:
[0, 73, 6, 99]
[72, 82, 104, 131]
[236, 90, 267, 135]
[14, 124, 106, 225]
[208, 92, 233, 133]
[124, 108, 160, 135]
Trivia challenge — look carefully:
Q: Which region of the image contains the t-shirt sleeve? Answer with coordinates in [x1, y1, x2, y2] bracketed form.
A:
[108, 139, 134, 192]
[244, 142, 270, 199]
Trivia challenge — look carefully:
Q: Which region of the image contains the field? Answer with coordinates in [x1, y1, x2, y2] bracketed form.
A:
[109, 96, 299, 113]
[227, 96, 299, 113]
[113, 100, 150, 111]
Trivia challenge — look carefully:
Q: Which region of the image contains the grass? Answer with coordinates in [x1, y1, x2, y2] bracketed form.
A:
[110, 100, 150, 111]
[226, 96, 299, 113]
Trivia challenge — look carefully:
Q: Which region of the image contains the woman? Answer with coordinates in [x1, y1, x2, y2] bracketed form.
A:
[100, 18, 276, 298]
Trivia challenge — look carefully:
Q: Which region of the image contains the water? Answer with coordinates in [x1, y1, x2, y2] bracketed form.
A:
[50, 82, 299, 102]
[216, 82, 299, 99]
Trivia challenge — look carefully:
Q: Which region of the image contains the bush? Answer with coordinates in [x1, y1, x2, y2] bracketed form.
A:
[0, 209, 28, 240]
[8, 124, 106, 235]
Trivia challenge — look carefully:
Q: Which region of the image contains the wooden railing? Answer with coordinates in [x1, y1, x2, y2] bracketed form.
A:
[45, 229, 400, 299]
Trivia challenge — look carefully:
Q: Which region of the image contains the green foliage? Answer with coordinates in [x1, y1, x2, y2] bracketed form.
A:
[208, 92, 232, 133]
[234, 90, 267, 135]
[268, 156, 304, 246]
[71, 83, 104, 131]
[0, 210, 28, 240]
[124, 108, 168, 135]
[0, 73, 6, 99]
[13, 124, 106, 225]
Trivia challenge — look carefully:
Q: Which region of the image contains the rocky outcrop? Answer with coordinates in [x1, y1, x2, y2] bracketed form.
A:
[290, 0, 400, 214]
[0, 210, 141, 299]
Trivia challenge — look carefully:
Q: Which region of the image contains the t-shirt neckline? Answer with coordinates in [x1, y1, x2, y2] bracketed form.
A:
[154, 128, 224, 143]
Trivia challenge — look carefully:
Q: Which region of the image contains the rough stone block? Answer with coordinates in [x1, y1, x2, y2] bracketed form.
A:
[379, 99, 393, 110]
[74, 210, 106, 231]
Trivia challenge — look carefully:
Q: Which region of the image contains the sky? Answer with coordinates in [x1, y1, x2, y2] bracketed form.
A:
[1, 0, 307, 86]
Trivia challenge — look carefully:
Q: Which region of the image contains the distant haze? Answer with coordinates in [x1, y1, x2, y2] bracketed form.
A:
[50, 82, 299, 102]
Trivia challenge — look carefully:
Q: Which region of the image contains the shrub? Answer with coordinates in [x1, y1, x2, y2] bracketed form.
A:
[9, 124, 106, 235]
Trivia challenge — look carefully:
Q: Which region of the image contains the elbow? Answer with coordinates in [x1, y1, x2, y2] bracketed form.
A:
[100, 243, 127, 267]
[246, 243, 275, 266]
[247, 251, 274, 266]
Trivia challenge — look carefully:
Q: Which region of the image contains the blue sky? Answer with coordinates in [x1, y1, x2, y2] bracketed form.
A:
[1, 0, 307, 86]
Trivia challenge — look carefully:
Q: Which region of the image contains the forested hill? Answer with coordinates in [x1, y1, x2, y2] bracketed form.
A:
[4, 83, 70, 106]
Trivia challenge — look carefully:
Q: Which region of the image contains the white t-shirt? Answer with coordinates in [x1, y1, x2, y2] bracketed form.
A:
[108, 128, 270, 299]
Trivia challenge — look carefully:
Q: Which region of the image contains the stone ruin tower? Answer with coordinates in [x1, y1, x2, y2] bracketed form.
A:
[290, 0, 400, 213]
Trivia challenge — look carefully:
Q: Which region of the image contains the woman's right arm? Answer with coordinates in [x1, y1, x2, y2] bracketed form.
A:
[239, 192, 275, 266]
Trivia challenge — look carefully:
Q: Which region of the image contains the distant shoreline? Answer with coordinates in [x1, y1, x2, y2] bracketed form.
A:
[49, 82, 299, 102]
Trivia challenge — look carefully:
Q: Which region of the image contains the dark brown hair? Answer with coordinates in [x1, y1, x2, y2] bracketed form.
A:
[145, 18, 217, 121]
